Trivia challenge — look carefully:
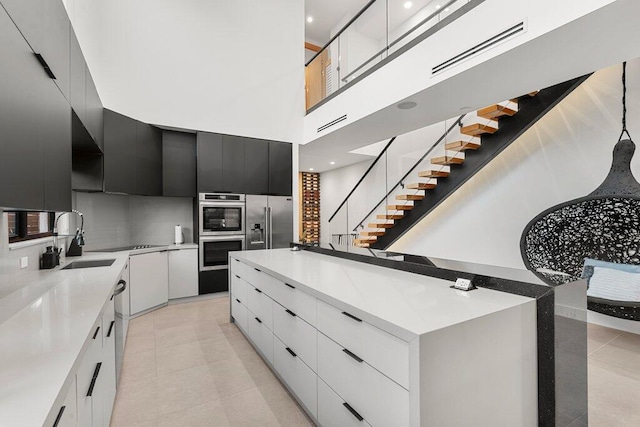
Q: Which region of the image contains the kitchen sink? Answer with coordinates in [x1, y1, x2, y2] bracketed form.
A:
[61, 259, 116, 270]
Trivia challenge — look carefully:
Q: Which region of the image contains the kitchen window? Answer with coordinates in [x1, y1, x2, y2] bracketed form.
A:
[7, 212, 55, 244]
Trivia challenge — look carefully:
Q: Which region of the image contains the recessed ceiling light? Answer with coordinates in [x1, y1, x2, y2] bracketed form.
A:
[330, 161, 335, 165]
[306, 16, 313, 23]
[309, 168, 314, 171]
[404, 1, 413, 8]
[444, 7, 449, 12]
[436, 4, 441, 9]
[397, 101, 417, 110]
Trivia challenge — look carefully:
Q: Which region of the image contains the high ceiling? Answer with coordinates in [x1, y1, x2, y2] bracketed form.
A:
[305, 0, 367, 45]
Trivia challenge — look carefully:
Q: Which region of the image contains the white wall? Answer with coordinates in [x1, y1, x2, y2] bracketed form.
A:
[64, 0, 305, 144]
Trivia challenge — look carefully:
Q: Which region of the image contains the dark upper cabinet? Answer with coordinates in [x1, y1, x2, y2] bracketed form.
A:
[197, 132, 223, 193]
[85, 66, 103, 150]
[269, 141, 292, 196]
[42, 1, 70, 100]
[0, 7, 71, 211]
[163, 131, 196, 197]
[222, 135, 245, 193]
[136, 122, 163, 196]
[244, 138, 269, 195]
[104, 109, 137, 194]
[69, 28, 86, 123]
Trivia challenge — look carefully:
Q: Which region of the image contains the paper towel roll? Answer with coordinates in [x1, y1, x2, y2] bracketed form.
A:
[174, 225, 184, 245]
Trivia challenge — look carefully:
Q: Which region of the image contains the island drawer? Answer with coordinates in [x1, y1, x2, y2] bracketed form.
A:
[230, 258, 278, 296]
[318, 378, 373, 427]
[267, 277, 317, 327]
[317, 299, 410, 389]
[247, 312, 274, 365]
[247, 283, 274, 331]
[273, 303, 318, 371]
[230, 273, 249, 303]
[231, 296, 248, 333]
[273, 336, 318, 418]
[317, 333, 410, 427]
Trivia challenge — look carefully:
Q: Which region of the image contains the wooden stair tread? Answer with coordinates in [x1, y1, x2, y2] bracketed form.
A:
[387, 204, 414, 210]
[396, 194, 424, 201]
[477, 104, 517, 120]
[431, 156, 464, 165]
[528, 91, 539, 96]
[460, 122, 498, 136]
[377, 214, 403, 219]
[406, 182, 436, 190]
[355, 243, 371, 247]
[445, 140, 481, 151]
[418, 170, 449, 178]
[368, 223, 394, 229]
[360, 231, 385, 236]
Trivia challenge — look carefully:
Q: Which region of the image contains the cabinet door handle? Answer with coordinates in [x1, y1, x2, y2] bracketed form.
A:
[254, 288, 262, 293]
[86, 362, 102, 397]
[236, 298, 241, 304]
[285, 283, 295, 289]
[343, 348, 363, 363]
[255, 317, 262, 323]
[343, 402, 364, 422]
[285, 347, 297, 357]
[342, 311, 362, 322]
[52, 405, 66, 427]
[92, 326, 100, 340]
[254, 268, 261, 272]
[107, 320, 115, 338]
[285, 309, 296, 317]
[235, 274, 241, 279]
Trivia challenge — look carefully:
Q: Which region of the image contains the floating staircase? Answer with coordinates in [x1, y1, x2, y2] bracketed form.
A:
[351, 75, 591, 248]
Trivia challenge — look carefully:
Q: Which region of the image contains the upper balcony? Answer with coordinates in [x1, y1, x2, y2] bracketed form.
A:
[303, 0, 639, 148]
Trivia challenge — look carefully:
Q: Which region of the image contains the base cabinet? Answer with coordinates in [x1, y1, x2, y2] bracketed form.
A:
[129, 251, 169, 315]
[51, 378, 78, 427]
[168, 248, 198, 299]
[273, 337, 318, 417]
[318, 379, 373, 427]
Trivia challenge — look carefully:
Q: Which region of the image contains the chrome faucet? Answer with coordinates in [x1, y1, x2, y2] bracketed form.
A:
[54, 210, 85, 257]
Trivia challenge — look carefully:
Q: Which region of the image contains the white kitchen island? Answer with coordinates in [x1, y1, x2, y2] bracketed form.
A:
[229, 248, 543, 427]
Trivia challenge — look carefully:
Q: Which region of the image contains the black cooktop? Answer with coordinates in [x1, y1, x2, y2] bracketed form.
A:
[91, 245, 165, 252]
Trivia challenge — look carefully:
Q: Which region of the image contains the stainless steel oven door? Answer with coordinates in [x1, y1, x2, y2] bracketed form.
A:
[199, 201, 245, 236]
[199, 235, 245, 271]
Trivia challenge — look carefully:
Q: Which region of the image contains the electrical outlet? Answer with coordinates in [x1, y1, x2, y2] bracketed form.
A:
[20, 256, 28, 269]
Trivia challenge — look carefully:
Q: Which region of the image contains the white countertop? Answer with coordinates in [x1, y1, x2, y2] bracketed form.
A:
[0, 252, 129, 427]
[231, 249, 535, 341]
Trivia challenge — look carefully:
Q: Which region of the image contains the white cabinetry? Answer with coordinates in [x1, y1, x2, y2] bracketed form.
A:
[129, 251, 169, 315]
[168, 248, 198, 299]
[51, 378, 78, 427]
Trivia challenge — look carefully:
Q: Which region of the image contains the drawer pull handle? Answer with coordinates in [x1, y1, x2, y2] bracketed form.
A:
[236, 298, 241, 304]
[86, 362, 102, 397]
[343, 348, 364, 363]
[342, 311, 362, 322]
[92, 326, 101, 340]
[107, 320, 115, 338]
[285, 283, 295, 289]
[343, 402, 364, 422]
[52, 405, 66, 427]
[254, 268, 261, 272]
[235, 275, 240, 279]
[254, 288, 262, 293]
[285, 347, 297, 357]
[255, 317, 262, 323]
[285, 309, 297, 317]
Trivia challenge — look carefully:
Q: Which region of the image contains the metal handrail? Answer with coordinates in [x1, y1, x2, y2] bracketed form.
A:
[353, 114, 466, 231]
[341, 0, 459, 83]
[328, 136, 397, 223]
[305, 0, 378, 67]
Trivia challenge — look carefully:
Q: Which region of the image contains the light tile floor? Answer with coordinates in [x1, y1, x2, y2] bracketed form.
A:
[112, 298, 640, 426]
[111, 296, 314, 427]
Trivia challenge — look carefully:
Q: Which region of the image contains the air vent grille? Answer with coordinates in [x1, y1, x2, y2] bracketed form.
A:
[317, 114, 347, 133]
[432, 21, 525, 75]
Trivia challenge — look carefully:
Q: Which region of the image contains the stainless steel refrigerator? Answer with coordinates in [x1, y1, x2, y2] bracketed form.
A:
[245, 195, 293, 250]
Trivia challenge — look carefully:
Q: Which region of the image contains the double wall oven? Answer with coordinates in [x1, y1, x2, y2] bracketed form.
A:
[198, 194, 245, 293]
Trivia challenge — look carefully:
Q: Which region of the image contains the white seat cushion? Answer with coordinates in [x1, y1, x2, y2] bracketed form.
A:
[587, 267, 640, 302]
